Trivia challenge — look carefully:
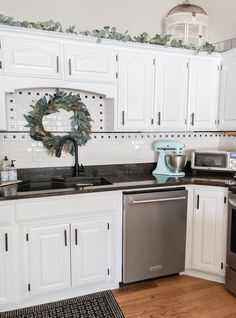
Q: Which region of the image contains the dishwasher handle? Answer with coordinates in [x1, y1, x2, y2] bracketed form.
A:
[130, 196, 187, 205]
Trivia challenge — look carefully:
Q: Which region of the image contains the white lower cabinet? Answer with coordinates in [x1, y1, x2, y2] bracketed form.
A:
[27, 224, 71, 296]
[11, 191, 122, 309]
[71, 218, 110, 287]
[27, 219, 111, 296]
[0, 186, 229, 310]
[0, 227, 14, 306]
[185, 186, 228, 281]
[26, 218, 114, 297]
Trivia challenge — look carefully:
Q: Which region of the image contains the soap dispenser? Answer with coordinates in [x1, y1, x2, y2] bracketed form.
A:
[0, 156, 9, 182]
[8, 160, 17, 181]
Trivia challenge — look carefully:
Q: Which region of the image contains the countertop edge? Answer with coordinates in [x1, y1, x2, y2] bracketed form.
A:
[0, 178, 231, 201]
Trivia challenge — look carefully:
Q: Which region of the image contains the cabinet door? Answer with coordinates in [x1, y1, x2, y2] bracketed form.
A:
[155, 54, 188, 131]
[64, 44, 117, 83]
[192, 189, 227, 276]
[2, 36, 63, 78]
[218, 56, 236, 130]
[28, 224, 70, 295]
[71, 219, 110, 287]
[188, 57, 220, 131]
[0, 227, 14, 305]
[117, 49, 155, 131]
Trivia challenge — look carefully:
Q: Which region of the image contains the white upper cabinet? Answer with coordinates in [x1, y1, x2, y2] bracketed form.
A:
[188, 56, 220, 131]
[27, 224, 71, 296]
[155, 53, 189, 131]
[64, 43, 117, 83]
[0, 27, 232, 133]
[2, 36, 63, 78]
[218, 54, 236, 131]
[117, 49, 155, 131]
[191, 188, 227, 276]
[71, 218, 110, 287]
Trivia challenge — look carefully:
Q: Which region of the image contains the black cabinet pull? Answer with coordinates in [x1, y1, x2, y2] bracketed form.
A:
[68, 59, 72, 75]
[197, 195, 200, 210]
[5, 233, 8, 252]
[191, 113, 195, 126]
[158, 112, 161, 126]
[121, 111, 125, 126]
[75, 229, 78, 245]
[64, 230, 67, 247]
[56, 56, 59, 73]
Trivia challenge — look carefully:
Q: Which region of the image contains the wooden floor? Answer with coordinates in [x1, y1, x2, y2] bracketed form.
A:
[113, 275, 236, 318]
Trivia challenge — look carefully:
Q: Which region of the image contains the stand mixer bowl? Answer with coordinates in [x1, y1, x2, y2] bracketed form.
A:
[165, 154, 187, 173]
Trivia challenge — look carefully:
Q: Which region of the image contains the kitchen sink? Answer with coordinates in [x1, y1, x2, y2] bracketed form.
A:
[52, 176, 113, 188]
[17, 177, 113, 192]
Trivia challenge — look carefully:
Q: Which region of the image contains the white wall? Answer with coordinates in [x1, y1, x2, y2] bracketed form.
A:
[1, 0, 236, 43]
[194, 0, 236, 43]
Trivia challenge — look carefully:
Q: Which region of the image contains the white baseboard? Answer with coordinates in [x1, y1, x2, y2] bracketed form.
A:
[183, 269, 225, 284]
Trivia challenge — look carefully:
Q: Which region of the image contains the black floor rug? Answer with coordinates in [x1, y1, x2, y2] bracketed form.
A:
[0, 290, 124, 318]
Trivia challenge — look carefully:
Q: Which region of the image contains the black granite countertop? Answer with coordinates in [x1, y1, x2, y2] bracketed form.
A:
[0, 168, 235, 201]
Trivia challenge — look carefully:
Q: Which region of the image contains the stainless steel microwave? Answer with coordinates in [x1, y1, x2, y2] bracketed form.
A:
[191, 150, 236, 172]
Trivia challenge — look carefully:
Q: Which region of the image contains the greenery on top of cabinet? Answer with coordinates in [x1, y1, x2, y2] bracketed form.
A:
[0, 13, 215, 54]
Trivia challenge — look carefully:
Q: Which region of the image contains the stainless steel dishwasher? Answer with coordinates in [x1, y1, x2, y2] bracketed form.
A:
[122, 187, 188, 284]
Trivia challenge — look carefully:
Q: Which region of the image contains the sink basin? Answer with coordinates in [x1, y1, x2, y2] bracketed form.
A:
[16, 176, 113, 193]
[52, 176, 113, 188]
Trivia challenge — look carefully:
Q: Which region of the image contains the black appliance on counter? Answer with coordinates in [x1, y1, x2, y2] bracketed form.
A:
[226, 187, 236, 295]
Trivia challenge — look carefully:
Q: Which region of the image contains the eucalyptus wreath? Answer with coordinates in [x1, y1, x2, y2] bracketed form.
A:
[24, 89, 92, 155]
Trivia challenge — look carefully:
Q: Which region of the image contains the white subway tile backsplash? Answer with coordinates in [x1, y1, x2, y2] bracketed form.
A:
[0, 131, 231, 169]
[2, 89, 235, 169]
[6, 88, 107, 132]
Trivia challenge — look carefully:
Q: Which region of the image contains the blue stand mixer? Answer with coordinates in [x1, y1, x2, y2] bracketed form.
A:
[152, 140, 187, 177]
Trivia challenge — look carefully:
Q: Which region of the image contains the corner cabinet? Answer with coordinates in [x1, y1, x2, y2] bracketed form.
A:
[185, 186, 228, 282]
[117, 49, 155, 131]
[155, 53, 189, 131]
[187, 56, 220, 131]
[218, 53, 236, 130]
[1, 35, 63, 78]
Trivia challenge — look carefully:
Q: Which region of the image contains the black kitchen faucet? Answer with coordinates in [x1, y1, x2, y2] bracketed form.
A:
[55, 136, 83, 177]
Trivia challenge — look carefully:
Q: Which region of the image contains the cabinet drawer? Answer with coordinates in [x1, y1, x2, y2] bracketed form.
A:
[0, 202, 15, 224]
[15, 192, 121, 221]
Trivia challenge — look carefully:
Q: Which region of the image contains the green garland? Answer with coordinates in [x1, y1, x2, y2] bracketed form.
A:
[0, 14, 215, 54]
[24, 89, 92, 155]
